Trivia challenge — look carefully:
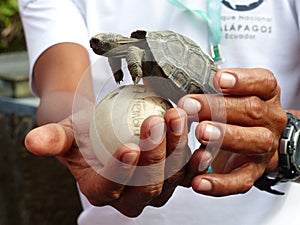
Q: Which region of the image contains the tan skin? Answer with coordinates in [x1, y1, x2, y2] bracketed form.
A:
[25, 43, 195, 217]
[178, 68, 300, 196]
[25, 42, 299, 216]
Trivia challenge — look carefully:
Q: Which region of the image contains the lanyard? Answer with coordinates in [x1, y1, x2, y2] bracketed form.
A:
[168, 0, 223, 63]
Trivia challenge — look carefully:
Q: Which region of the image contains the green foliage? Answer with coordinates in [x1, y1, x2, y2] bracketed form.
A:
[0, 0, 26, 53]
[0, 0, 19, 26]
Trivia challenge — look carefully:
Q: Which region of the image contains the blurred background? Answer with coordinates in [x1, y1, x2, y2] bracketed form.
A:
[0, 0, 25, 53]
[0, 1, 82, 224]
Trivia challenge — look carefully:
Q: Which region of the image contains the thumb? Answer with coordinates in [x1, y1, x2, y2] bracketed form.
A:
[24, 123, 75, 156]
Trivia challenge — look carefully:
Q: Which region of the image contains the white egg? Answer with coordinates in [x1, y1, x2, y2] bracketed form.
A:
[89, 84, 172, 164]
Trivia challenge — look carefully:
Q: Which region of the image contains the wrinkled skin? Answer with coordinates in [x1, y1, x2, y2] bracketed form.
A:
[26, 105, 208, 217]
[178, 68, 288, 196]
[23, 42, 202, 217]
[24, 43, 293, 217]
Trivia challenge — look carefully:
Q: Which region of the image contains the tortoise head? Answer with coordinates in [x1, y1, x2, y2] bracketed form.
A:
[90, 33, 122, 55]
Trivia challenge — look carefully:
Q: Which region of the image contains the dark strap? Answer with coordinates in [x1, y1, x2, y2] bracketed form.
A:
[254, 175, 285, 195]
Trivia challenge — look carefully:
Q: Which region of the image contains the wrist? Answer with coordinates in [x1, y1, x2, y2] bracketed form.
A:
[254, 111, 300, 194]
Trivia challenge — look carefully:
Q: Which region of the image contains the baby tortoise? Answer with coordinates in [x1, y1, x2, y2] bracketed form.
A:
[90, 30, 218, 95]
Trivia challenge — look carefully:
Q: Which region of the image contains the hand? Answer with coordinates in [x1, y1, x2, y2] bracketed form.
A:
[178, 68, 288, 196]
[24, 107, 194, 217]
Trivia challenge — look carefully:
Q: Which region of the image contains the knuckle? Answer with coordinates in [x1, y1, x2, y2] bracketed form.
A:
[239, 176, 254, 193]
[245, 96, 265, 120]
[212, 176, 253, 196]
[144, 150, 166, 165]
[104, 190, 122, 201]
[140, 183, 163, 200]
[222, 177, 252, 195]
[81, 187, 121, 206]
[259, 129, 275, 152]
[89, 190, 121, 206]
[231, 169, 255, 194]
[263, 69, 278, 92]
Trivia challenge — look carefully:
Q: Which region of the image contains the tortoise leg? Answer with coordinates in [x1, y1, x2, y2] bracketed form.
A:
[126, 46, 145, 84]
[108, 57, 123, 84]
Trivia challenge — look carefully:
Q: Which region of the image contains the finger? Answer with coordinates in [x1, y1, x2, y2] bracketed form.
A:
[117, 116, 166, 215]
[24, 122, 75, 156]
[196, 121, 276, 155]
[164, 108, 190, 180]
[131, 115, 166, 186]
[180, 148, 213, 187]
[177, 94, 227, 123]
[137, 115, 167, 185]
[101, 143, 141, 184]
[214, 68, 279, 100]
[77, 143, 140, 206]
[178, 94, 277, 127]
[191, 162, 264, 196]
[150, 108, 190, 207]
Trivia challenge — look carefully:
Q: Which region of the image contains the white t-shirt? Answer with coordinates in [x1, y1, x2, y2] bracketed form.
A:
[19, 0, 300, 225]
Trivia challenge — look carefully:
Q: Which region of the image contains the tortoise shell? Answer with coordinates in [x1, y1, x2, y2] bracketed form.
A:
[131, 30, 218, 94]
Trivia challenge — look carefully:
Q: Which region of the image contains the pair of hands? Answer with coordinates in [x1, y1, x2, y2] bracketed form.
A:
[25, 68, 287, 217]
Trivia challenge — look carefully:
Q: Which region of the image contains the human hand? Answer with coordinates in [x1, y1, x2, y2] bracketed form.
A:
[24, 106, 194, 217]
[177, 68, 288, 196]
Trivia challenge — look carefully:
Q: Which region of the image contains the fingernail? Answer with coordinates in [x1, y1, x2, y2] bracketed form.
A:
[171, 109, 186, 135]
[197, 179, 212, 192]
[149, 117, 166, 144]
[198, 151, 213, 172]
[220, 72, 236, 89]
[181, 98, 201, 115]
[121, 151, 138, 165]
[203, 124, 221, 141]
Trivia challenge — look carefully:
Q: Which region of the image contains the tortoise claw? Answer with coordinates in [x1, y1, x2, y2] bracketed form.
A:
[133, 77, 140, 85]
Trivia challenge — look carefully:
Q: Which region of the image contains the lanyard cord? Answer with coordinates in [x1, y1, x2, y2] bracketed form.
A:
[168, 0, 223, 62]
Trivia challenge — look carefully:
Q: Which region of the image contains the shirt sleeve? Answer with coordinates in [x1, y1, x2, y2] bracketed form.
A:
[18, 0, 90, 95]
